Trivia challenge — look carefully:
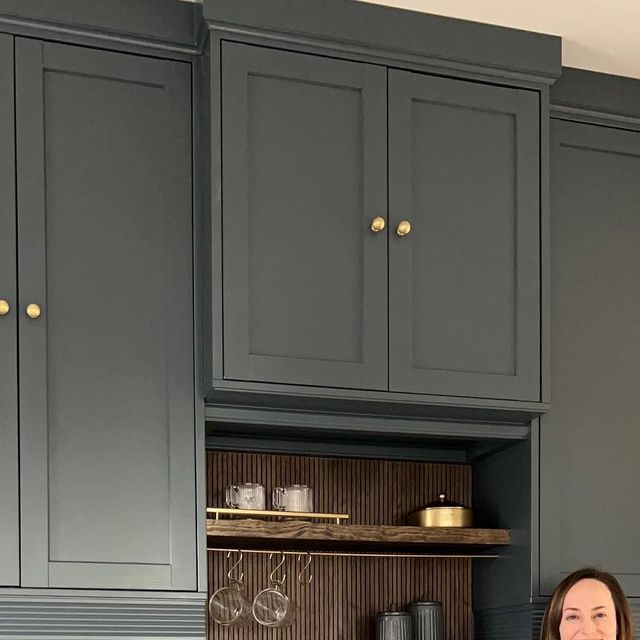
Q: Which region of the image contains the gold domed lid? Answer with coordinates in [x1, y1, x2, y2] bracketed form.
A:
[424, 493, 466, 509]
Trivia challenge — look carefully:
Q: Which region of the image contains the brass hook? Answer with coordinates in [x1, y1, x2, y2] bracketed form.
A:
[297, 553, 313, 585]
[268, 551, 287, 586]
[226, 550, 244, 585]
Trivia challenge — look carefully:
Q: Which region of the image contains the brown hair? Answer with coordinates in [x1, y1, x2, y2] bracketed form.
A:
[540, 567, 634, 640]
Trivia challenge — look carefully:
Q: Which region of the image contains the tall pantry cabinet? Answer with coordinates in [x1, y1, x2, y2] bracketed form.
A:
[0, 36, 198, 591]
[0, 32, 19, 588]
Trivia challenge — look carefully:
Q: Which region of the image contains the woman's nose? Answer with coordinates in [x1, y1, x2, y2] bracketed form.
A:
[579, 617, 598, 636]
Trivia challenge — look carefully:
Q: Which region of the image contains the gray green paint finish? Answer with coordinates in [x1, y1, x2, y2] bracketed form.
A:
[552, 67, 640, 121]
[218, 40, 542, 404]
[0, 0, 201, 50]
[0, 32, 19, 588]
[204, 0, 560, 82]
[0, 591, 207, 637]
[15, 39, 197, 590]
[388, 70, 540, 401]
[541, 119, 640, 597]
[221, 42, 388, 390]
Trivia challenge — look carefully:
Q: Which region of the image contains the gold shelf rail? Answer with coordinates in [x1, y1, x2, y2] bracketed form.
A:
[207, 507, 349, 524]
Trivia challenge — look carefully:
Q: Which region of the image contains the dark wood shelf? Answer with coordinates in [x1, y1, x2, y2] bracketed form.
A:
[207, 518, 510, 554]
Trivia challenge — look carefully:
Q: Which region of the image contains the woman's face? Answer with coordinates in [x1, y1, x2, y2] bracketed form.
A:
[559, 578, 617, 639]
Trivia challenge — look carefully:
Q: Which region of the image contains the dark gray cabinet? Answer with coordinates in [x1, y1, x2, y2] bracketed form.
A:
[221, 42, 388, 391]
[388, 71, 540, 401]
[218, 41, 541, 403]
[0, 33, 19, 588]
[541, 119, 640, 596]
[14, 39, 196, 590]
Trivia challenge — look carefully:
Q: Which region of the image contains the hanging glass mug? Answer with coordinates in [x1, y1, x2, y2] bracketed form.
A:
[252, 552, 296, 628]
[208, 551, 252, 627]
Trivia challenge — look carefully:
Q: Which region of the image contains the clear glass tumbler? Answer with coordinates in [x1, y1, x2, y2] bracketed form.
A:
[272, 484, 313, 512]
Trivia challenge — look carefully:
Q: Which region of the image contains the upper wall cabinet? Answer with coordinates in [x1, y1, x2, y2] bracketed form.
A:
[387, 71, 540, 400]
[212, 40, 542, 406]
[14, 39, 197, 590]
[221, 43, 388, 392]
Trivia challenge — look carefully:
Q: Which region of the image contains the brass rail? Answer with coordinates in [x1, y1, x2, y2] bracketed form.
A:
[207, 507, 349, 524]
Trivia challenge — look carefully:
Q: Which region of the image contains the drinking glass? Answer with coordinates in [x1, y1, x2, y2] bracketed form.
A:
[209, 583, 252, 627]
[272, 484, 313, 512]
[209, 551, 252, 627]
[225, 482, 266, 510]
[252, 552, 295, 628]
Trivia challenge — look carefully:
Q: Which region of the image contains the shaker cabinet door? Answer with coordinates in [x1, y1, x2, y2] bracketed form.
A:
[0, 33, 19, 588]
[540, 120, 640, 596]
[220, 42, 388, 390]
[16, 40, 196, 590]
[388, 70, 540, 401]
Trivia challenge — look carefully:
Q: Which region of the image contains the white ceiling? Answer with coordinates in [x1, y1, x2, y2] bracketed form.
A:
[360, 0, 640, 79]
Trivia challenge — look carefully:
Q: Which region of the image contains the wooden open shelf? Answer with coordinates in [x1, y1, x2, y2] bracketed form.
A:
[207, 451, 493, 638]
[207, 518, 510, 553]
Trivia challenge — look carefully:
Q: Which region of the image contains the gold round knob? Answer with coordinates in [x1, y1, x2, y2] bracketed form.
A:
[370, 216, 386, 233]
[0, 299, 9, 316]
[26, 303, 41, 319]
[396, 220, 412, 236]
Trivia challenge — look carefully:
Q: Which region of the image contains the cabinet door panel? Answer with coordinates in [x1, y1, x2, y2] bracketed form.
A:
[0, 33, 19, 588]
[541, 120, 640, 596]
[221, 42, 388, 390]
[16, 40, 196, 590]
[388, 71, 540, 401]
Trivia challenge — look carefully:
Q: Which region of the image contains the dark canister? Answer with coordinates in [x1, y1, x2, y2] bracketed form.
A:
[376, 611, 413, 640]
[409, 600, 444, 640]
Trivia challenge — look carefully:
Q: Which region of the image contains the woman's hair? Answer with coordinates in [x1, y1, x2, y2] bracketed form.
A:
[540, 567, 634, 640]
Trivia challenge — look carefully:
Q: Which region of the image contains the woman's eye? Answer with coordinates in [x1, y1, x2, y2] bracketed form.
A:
[595, 612, 607, 619]
[565, 615, 579, 621]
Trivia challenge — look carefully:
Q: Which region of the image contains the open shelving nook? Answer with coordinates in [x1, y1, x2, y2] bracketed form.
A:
[204, 441, 529, 640]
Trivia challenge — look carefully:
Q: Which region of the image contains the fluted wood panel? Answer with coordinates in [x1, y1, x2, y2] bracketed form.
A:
[207, 451, 472, 640]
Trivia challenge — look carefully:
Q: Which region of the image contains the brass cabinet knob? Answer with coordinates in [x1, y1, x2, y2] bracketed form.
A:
[0, 299, 9, 316]
[370, 216, 386, 233]
[26, 303, 41, 319]
[396, 220, 412, 236]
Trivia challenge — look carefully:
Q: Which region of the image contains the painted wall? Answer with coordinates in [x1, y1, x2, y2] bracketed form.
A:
[359, 0, 640, 80]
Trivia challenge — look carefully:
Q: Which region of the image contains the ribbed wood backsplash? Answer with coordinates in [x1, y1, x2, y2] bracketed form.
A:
[207, 451, 472, 640]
